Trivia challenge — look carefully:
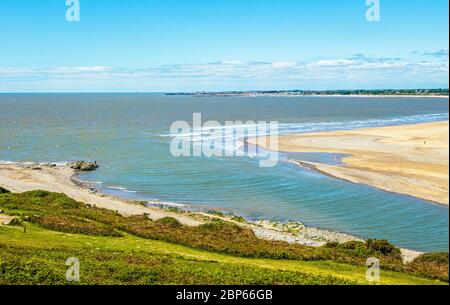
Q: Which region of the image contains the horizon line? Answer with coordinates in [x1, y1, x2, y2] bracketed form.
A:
[0, 88, 449, 94]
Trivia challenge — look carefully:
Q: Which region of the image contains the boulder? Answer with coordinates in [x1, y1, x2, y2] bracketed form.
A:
[0, 186, 10, 194]
[69, 161, 99, 172]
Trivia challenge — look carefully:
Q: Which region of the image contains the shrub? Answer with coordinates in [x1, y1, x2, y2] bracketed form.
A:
[366, 239, 401, 256]
[231, 215, 247, 223]
[325, 239, 401, 258]
[24, 190, 51, 198]
[156, 217, 182, 228]
[412, 252, 449, 264]
[30, 215, 122, 237]
[406, 252, 449, 282]
[325, 242, 339, 248]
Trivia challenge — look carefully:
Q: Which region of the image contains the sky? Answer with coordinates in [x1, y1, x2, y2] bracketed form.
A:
[0, 0, 448, 92]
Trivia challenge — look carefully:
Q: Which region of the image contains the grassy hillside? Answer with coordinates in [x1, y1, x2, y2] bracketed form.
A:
[0, 190, 448, 285]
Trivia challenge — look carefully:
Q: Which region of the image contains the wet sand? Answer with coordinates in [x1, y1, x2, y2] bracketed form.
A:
[250, 121, 449, 205]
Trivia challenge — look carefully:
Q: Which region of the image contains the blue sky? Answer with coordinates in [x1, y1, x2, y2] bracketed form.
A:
[0, 0, 448, 92]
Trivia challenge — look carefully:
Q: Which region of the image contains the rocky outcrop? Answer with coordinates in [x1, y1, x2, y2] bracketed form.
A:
[0, 186, 10, 194]
[69, 161, 99, 172]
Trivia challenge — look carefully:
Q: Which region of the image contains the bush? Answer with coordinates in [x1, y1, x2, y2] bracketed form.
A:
[366, 239, 401, 256]
[156, 217, 182, 228]
[412, 252, 449, 264]
[325, 239, 401, 258]
[24, 190, 51, 198]
[406, 252, 449, 282]
[198, 221, 242, 233]
[30, 215, 122, 237]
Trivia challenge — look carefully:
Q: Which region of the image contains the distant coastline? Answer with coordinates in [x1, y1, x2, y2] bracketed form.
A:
[166, 88, 449, 98]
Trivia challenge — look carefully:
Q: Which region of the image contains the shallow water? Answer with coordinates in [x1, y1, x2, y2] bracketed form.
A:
[0, 93, 448, 252]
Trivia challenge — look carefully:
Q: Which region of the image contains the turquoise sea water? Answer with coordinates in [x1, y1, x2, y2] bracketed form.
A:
[0, 93, 448, 252]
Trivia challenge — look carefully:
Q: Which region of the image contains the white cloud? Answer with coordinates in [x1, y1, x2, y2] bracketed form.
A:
[57, 66, 112, 73]
[309, 59, 355, 67]
[0, 54, 448, 91]
[272, 61, 298, 69]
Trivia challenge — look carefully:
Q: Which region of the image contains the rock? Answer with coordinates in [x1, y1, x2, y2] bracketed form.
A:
[6, 218, 21, 226]
[31, 166, 42, 170]
[69, 161, 99, 172]
[0, 186, 11, 194]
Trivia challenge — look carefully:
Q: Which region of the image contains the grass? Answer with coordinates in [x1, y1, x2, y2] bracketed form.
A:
[0, 223, 443, 285]
[0, 190, 448, 285]
[1, 243, 352, 285]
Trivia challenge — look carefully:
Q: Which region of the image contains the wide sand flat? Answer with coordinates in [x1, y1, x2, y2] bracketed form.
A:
[251, 121, 449, 205]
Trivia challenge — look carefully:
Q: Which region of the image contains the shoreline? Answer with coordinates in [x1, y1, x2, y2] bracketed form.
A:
[294, 160, 447, 207]
[250, 121, 449, 206]
[0, 161, 423, 262]
[0, 162, 358, 241]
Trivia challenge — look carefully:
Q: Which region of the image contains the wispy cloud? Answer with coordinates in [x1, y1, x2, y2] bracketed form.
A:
[1, 54, 448, 91]
[422, 49, 449, 58]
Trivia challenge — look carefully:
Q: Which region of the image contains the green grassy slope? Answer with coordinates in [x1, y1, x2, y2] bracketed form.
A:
[0, 190, 448, 285]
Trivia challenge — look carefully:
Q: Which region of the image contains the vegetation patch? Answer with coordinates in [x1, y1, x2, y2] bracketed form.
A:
[326, 239, 401, 259]
[0, 190, 448, 283]
[0, 244, 354, 285]
[156, 217, 182, 228]
[405, 252, 449, 282]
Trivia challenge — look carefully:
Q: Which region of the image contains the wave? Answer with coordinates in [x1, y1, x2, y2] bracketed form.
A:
[108, 185, 137, 193]
[0, 160, 70, 167]
[151, 112, 448, 156]
[156, 112, 448, 139]
[276, 112, 449, 135]
[0, 160, 20, 165]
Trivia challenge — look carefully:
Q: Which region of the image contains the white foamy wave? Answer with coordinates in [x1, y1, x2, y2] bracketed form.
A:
[276, 113, 449, 136]
[147, 201, 186, 208]
[151, 112, 448, 156]
[155, 113, 448, 139]
[108, 185, 137, 193]
[158, 122, 268, 139]
[83, 180, 103, 185]
[0, 160, 19, 165]
[53, 161, 69, 167]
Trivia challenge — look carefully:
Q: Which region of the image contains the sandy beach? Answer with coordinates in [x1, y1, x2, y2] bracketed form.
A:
[251, 121, 449, 205]
[0, 163, 202, 226]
